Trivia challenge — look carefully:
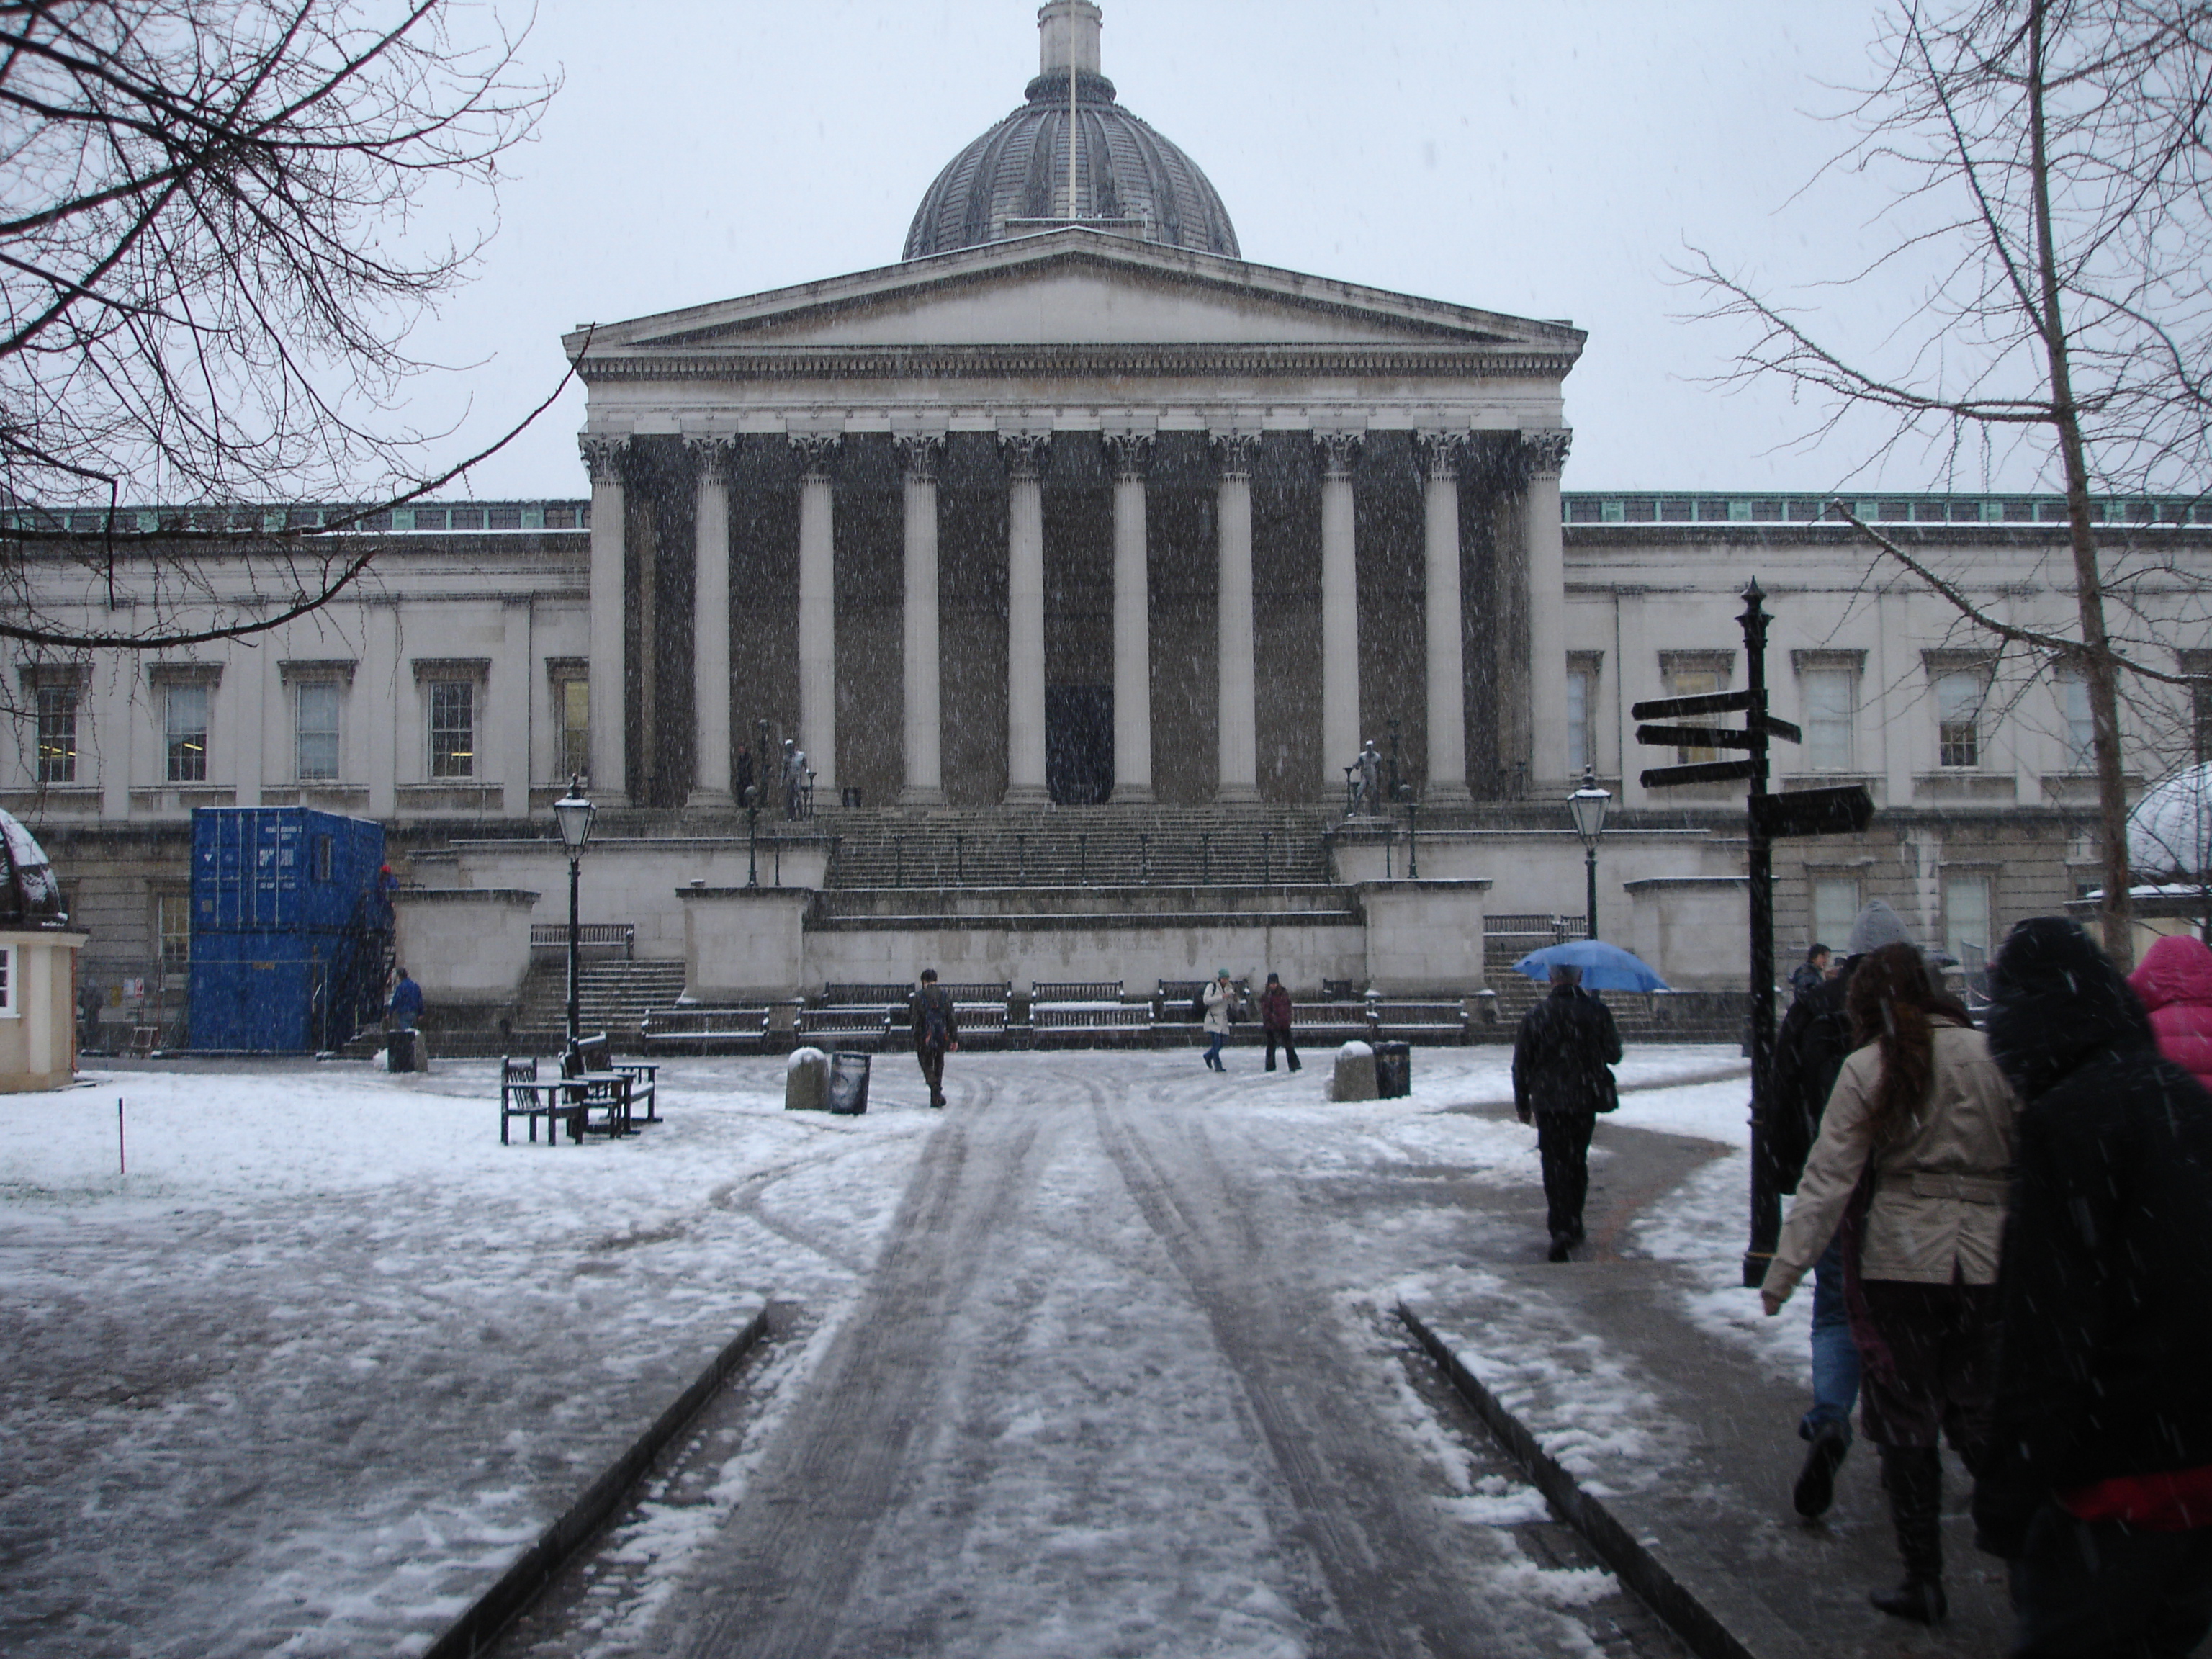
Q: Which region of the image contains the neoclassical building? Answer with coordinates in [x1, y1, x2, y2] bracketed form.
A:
[7, 1, 2211, 1031]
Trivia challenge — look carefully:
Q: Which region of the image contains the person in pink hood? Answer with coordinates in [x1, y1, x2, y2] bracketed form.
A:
[2126, 932, 2212, 1091]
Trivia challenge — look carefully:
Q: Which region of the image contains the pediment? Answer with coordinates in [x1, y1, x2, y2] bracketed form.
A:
[570, 230, 1581, 361]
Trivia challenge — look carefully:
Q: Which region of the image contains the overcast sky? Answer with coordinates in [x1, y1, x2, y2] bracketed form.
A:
[417, 1, 2007, 502]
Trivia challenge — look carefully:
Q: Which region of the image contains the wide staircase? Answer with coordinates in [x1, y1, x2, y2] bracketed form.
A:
[510, 958, 689, 1046]
[815, 805, 1339, 889]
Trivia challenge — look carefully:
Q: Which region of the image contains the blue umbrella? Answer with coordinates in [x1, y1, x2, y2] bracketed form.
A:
[1512, 940, 1669, 993]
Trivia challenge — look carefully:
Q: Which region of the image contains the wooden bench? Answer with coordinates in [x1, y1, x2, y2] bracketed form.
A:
[1031, 980, 1123, 1004]
[500, 1055, 572, 1146]
[797, 1005, 896, 1048]
[640, 1006, 772, 1053]
[819, 982, 914, 1007]
[1290, 1002, 1377, 1043]
[559, 1034, 633, 1137]
[1371, 1002, 1470, 1044]
[1031, 1003, 1152, 1045]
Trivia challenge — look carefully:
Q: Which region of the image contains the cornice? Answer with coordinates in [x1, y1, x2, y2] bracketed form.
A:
[575, 343, 1583, 385]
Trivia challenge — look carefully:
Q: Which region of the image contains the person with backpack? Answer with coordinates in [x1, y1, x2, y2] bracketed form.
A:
[911, 968, 958, 1108]
[1201, 969, 1234, 1072]
[1768, 896, 1913, 1517]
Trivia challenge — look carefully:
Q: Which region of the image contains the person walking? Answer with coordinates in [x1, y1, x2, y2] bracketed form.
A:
[1974, 917, 2212, 1658]
[386, 966, 426, 1074]
[1201, 969, 1234, 1072]
[911, 968, 958, 1109]
[1259, 972, 1299, 1073]
[1760, 941, 2021, 1625]
[1769, 897, 1916, 1517]
[1790, 943, 1832, 1003]
[1511, 963, 1622, 1262]
[2126, 930, 2212, 1092]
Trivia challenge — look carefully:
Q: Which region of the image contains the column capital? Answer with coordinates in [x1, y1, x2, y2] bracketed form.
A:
[894, 433, 945, 482]
[1000, 432, 1051, 480]
[1418, 431, 1465, 482]
[685, 434, 734, 483]
[579, 433, 629, 487]
[1103, 432, 1154, 480]
[1210, 430, 1259, 479]
[1521, 428, 1573, 480]
[1315, 431, 1362, 479]
[789, 433, 842, 477]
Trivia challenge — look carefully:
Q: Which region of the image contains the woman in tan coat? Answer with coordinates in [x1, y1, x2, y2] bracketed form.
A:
[1759, 942, 2021, 1625]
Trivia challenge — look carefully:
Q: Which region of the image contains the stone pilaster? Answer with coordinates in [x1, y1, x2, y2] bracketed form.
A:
[1522, 428, 1573, 792]
[580, 433, 629, 805]
[1105, 432, 1154, 803]
[1213, 431, 1260, 803]
[1420, 431, 1473, 804]
[1317, 432, 1362, 799]
[896, 435, 946, 805]
[791, 433, 841, 793]
[1002, 434, 1051, 804]
[686, 436, 735, 810]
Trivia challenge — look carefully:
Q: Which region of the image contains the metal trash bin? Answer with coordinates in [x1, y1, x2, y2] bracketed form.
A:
[385, 1029, 416, 1074]
[827, 1050, 872, 1115]
[1374, 1040, 1412, 1099]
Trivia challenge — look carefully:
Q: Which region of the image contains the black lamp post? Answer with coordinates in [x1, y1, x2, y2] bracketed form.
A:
[743, 783, 760, 889]
[1398, 783, 1419, 879]
[1568, 763, 1612, 940]
[553, 775, 596, 1047]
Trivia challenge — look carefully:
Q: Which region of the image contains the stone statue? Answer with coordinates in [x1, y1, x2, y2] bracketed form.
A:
[1354, 739, 1382, 815]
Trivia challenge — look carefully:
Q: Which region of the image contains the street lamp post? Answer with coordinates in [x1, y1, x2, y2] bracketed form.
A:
[1568, 763, 1613, 940]
[553, 775, 597, 1049]
[1398, 783, 1419, 879]
[743, 784, 760, 889]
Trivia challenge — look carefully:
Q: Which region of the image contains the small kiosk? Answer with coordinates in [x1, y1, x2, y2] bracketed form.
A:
[0, 809, 86, 1091]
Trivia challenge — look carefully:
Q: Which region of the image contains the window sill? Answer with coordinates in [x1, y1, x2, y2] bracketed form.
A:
[258, 784, 372, 809]
[0, 786, 103, 815]
[1911, 772, 2016, 802]
[128, 786, 238, 814]
[395, 781, 504, 813]
[2039, 772, 2144, 804]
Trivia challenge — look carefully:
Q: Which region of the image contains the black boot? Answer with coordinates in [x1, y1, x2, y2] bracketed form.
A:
[1793, 1419, 1850, 1519]
[1869, 1444, 1946, 1624]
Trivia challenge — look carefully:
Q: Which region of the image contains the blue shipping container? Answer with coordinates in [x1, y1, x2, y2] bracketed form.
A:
[189, 808, 387, 1051]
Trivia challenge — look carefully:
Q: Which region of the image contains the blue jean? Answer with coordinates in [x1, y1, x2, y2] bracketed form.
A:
[1203, 1031, 1226, 1068]
[1799, 1232, 1862, 1442]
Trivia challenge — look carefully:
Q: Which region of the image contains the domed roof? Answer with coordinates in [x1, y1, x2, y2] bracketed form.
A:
[903, 3, 1238, 263]
[2129, 763, 2212, 878]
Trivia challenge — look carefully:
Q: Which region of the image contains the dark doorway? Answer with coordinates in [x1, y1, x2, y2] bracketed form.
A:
[1047, 684, 1114, 804]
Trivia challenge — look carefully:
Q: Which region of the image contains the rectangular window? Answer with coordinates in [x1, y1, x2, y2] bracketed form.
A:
[295, 680, 341, 781]
[2061, 675, 2095, 771]
[429, 680, 474, 778]
[35, 683, 76, 783]
[1812, 876, 1860, 949]
[1665, 667, 1725, 763]
[0, 943, 13, 1014]
[156, 891, 191, 971]
[1935, 670, 1985, 768]
[164, 683, 209, 782]
[1944, 874, 1992, 968]
[1566, 668, 1592, 777]
[557, 676, 590, 781]
[1802, 668, 1856, 772]
[2196, 680, 2212, 765]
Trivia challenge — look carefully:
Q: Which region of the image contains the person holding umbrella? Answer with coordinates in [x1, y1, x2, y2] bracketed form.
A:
[1512, 960, 1624, 1261]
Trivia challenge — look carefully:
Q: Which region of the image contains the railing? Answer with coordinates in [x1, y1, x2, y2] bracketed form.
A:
[529, 923, 635, 958]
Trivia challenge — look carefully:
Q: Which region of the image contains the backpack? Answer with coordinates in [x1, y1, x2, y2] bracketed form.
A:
[1771, 978, 1855, 1192]
[1190, 990, 1208, 1022]
[919, 989, 950, 1051]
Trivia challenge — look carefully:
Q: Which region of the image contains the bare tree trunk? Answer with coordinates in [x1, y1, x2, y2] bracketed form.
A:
[2028, 0, 2134, 968]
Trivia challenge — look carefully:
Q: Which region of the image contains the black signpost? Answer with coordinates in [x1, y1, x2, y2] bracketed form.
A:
[1633, 581, 1875, 1288]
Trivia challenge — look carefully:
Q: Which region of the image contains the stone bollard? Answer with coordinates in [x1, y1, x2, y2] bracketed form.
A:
[785, 1046, 830, 1111]
[1330, 1040, 1378, 1102]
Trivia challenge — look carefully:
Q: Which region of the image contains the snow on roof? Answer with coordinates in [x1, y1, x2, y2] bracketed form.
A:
[2128, 764, 2212, 879]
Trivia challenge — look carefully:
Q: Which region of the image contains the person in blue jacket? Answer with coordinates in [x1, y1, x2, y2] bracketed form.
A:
[387, 967, 424, 1032]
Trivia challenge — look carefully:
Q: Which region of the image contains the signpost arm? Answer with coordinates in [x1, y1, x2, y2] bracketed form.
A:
[1742, 580, 1780, 1289]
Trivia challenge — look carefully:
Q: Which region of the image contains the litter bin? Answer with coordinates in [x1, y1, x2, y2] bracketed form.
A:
[386, 1029, 416, 1074]
[1374, 1040, 1412, 1099]
[827, 1050, 872, 1115]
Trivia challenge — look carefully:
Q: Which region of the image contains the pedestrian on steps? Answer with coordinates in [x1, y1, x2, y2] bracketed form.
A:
[1511, 963, 1622, 1262]
[1760, 941, 2021, 1627]
[1202, 969, 1233, 1072]
[1768, 896, 1917, 1519]
[1976, 918, 2212, 1658]
[1260, 973, 1299, 1073]
[912, 968, 958, 1109]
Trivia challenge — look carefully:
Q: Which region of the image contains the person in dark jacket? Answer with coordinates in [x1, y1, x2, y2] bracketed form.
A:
[1513, 963, 1622, 1262]
[1768, 896, 1915, 1517]
[2127, 931, 2212, 1093]
[1260, 973, 1299, 1073]
[1790, 943, 1832, 1003]
[910, 969, 958, 1109]
[1976, 917, 2212, 1657]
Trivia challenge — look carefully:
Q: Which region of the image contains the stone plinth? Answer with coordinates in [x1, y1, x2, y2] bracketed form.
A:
[1623, 876, 1750, 989]
[684, 889, 811, 1001]
[1356, 880, 1491, 994]
[392, 890, 538, 1006]
[1331, 1040, 1377, 1102]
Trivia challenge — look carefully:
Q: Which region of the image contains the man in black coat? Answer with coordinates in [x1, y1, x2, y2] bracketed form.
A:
[1513, 963, 1622, 1262]
[1977, 917, 2212, 1657]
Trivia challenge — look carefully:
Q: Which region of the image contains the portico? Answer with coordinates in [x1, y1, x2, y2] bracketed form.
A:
[567, 231, 1581, 814]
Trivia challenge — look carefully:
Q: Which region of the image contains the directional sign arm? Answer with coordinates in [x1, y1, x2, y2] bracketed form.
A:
[1759, 714, 1803, 745]
[1640, 758, 1758, 788]
[1631, 690, 1753, 721]
[1635, 724, 1760, 750]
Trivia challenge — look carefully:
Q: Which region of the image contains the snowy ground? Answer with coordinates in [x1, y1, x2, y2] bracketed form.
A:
[0, 1043, 1759, 1658]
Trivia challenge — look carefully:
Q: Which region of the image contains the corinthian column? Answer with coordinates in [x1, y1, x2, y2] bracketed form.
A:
[792, 433, 840, 794]
[897, 435, 945, 806]
[687, 436, 734, 810]
[580, 433, 629, 805]
[1420, 432, 1472, 804]
[1523, 428, 1573, 791]
[1213, 431, 1260, 803]
[1002, 434, 1051, 804]
[1105, 433, 1154, 803]
[1317, 433, 1361, 796]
